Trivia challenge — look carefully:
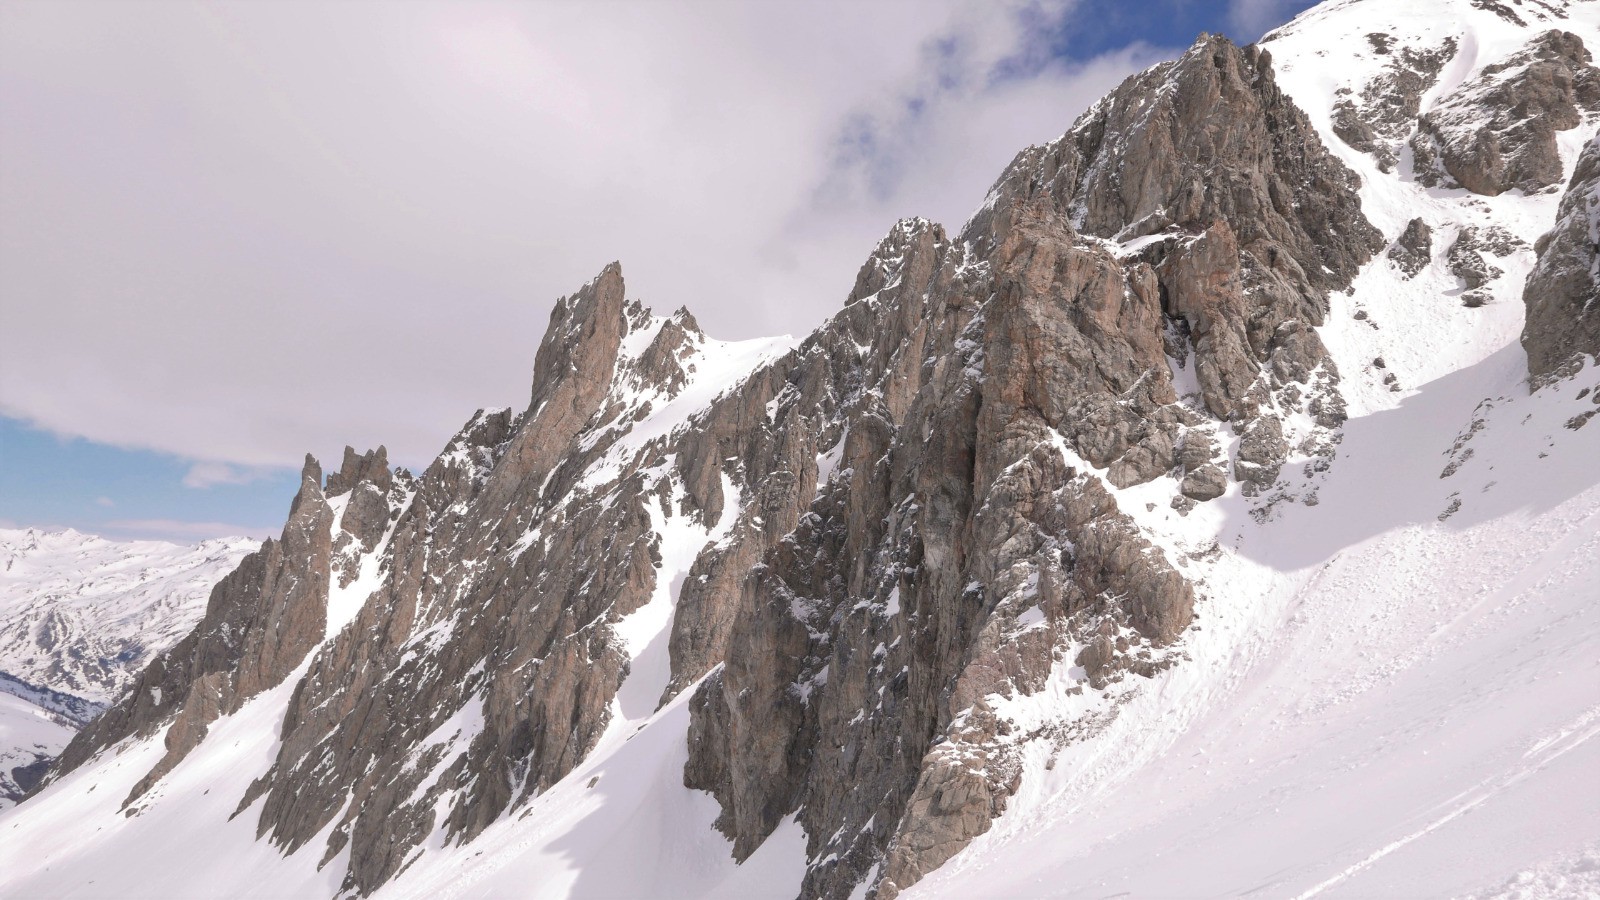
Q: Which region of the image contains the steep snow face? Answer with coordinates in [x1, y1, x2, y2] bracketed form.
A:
[0, 662, 350, 898]
[903, 1, 1600, 897]
[1262, 0, 1600, 396]
[0, 528, 257, 707]
[576, 308, 795, 492]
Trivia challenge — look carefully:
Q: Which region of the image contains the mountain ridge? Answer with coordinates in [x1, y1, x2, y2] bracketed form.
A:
[4, 0, 1600, 896]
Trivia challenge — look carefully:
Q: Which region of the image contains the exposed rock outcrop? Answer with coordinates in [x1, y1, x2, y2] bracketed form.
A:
[687, 33, 1379, 899]
[960, 32, 1378, 507]
[1333, 35, 1458, 172]
[1414, 30, 1600, 195]
[1389, 217, 1434, 278]
[48, 455, 335, 806]
[1449, 225, 1528, 307]
[1523, 129, 1600, 380]
[40, 30, 1381, 900]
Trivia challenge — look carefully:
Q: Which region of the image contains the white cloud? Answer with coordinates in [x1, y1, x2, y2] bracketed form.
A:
[181, 461, 270, 489]
[94, 496, 115, 507]
[0, 0, 1166, 472]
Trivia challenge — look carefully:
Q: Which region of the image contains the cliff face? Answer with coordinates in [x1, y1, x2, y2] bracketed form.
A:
[1412, 29, 1600, 196]
[25, 3, 1600, 898]
[51, 456, 336, 806]
[684, 34, 1383, 899]
[36, 30, 1381, 900]
[1523, 129, 1600, 382]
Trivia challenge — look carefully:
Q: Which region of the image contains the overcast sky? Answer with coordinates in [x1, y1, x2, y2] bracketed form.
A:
[0, 0, 1314, 541]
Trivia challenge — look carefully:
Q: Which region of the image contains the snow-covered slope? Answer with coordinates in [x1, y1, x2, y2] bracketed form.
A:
[2, 0, 1598, 896]
[903, 1, 1600, 896]
[0, 528, 255, 809]
[0, 690, 73, 812]
[0, 528, 257, 706]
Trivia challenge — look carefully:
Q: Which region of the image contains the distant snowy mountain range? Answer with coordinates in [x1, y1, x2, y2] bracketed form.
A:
[3, 0, 1600, 896]
[0, 528, 255, 807]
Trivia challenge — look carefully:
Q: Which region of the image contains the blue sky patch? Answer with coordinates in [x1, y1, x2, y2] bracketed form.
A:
[0, 416, 293, 541]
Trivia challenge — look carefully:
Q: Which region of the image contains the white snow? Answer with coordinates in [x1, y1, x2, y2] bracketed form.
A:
[0, 528, 257, 705]
[0, 527, 256, 810]
[575, 323, 794, 492]
[815, 424, 848, 494]
[372, 679, 810, 900]
[324, 493, 411, 640]
[613, 472, 740, 721]
[0, 660, 346, 898]
[0, 691, 73, 810]
[914, 340, 1600, 897]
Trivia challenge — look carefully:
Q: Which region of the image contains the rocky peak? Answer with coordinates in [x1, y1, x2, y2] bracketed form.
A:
[624, 304, 707, 400]
[45, 452, 335, 807]
[13, 1, 1600, 898]
[325, 445, 392, 498]
[846, 217, 945, 305]
[961, 32, 1375, 506]
[285, 453, 323, 517]
[671, 33, 1384, 899]
[971, 34, 1381, 289]
[527, 260, 629, 417]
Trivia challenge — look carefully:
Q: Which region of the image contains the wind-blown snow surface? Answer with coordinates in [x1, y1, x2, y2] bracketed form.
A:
[3, 1, 1600, 896]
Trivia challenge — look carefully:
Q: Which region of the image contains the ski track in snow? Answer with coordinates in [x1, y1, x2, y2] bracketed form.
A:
[3, 1, 1600, 896]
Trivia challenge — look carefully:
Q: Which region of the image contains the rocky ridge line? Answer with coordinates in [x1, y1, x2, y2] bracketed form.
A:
[37, 30, 1385, 900]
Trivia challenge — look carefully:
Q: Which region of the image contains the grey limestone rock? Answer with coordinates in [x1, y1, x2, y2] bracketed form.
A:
[1389, 217, 1434, 278]
[1523, 129, 1600, 380]
[1414, 30, 1600, 196]
[1333, 36, 1457, 172]
[325, 446, 392, 498]
[962, 32, 1379, 500]
[1235, 416, 1289, 496]
[1182, 464, 1230, 501]
[1449, 227, 1507, 290]
[46, 454, 335, 806]
[1448, 226, 1527, 307]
